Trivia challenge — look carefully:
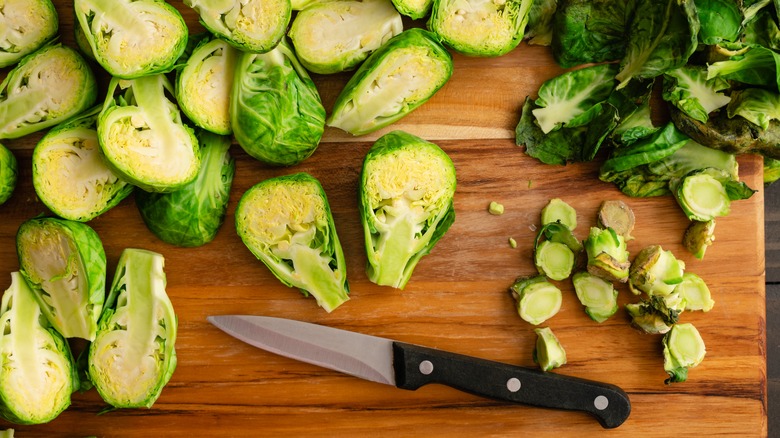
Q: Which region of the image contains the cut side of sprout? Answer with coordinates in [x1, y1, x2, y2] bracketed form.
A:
[541, 198, 577, 230]
[511, 276, 562, 325]
[535, 240, 574, 281]
[572, 272, 618, 323]
[675, 272, 714, 312]
[676, 173, 730, 221]
[663, 323, 706, 384]
[0, 0, 58, 68]
[533, 327, 567, 372]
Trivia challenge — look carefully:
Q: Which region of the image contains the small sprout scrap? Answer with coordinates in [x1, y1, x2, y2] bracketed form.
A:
[629, 245, 685, 296]
[533, 327, 567, 372]
[541, 198, 577, 230]
[0, 144, 17, 206]
[675, 272, 714, 312]
[625, 295, 680, 335]
[584, 227, 630, 283]
[683, 220, 715, 260]
[663, 323, 706, 384]
[488, 201, 505, 215]
[508, 237, 517, 248]
[597, 200, 635, 241]
[572, 272, 618, 323]
[533, 222, 582, 281]
[510, 276, 562, 325]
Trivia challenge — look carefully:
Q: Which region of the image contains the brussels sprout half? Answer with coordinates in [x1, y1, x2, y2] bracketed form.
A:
[235, 173, 350, 312]
[428, 0, 533, 57]
[359, 131, 456, 289]
[289, 0, 403, 74]
[16, 217, 106, 341]
[184, 0, 291, 53]
[231, 39, 326, 166]
[74, 0, 188, 79]
[88, 248, 177, 409]
[33, 106, 134, 222]
[0, 273, 79, 425]
[176, 36, 238, 136]
[0, 0, 58, 68]
[0, 44, 97, 140]
[328, 28, 453, 136]
[0, 144, 17, 206]
[136, 132, 235, 247]
[98, 75, 201, 193]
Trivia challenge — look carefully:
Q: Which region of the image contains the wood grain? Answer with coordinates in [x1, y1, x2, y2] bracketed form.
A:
[0, 2, 767, 436]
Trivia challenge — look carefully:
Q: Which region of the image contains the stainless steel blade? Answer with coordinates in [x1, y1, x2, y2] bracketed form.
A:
[208, 315, 395, 385]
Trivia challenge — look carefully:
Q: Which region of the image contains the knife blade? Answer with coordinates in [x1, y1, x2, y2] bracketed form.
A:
[208, 315, 631, 429]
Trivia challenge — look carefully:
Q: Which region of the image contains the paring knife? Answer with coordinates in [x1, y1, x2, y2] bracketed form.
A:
[208, 315, 631, 429]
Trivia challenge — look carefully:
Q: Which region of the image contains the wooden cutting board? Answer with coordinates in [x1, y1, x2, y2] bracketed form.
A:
[0, 3, 767, 436]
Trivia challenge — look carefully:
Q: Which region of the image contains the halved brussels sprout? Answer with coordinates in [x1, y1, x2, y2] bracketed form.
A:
[0, 272, 78, 425]
[0, 144, 16, 206]
[532, 327, 566, 372]
[393, 0, 434, 19]
[98, 75, 201, 192]
[359, 131, 456, 289]
[0, 44, 96, 140]
[88, 248, 177, 408]
[328, 28, 453, 136]
[16, 217, 106, 341]
[184, 0, 291, 53]
[33, 106, 134, 222]
[231, 39, 325, 166]
[236, 173, 350, 312]
[289, 0, 403, 74]
[176, 36, 237, 136]
[428, 0, 533, 56]
[0, 0, 58, 68]
[136, 132, 235, 247]
[74, 0, 188, 79]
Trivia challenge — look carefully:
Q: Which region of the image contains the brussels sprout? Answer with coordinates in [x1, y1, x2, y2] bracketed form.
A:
[328, 28, 453, 136]
[176, 36, 238, 135]
[572, 272, 618, 323]
[0, 144, 17, 206]
[88, 248, 177, 408]
[184, 0, 291, 53]
[663, 66, 731, 123]
[289, 0, 403, 74]
[74, 0, 188, 79]
[675, 272, 714, 312]
[597, 200, 635, 241]
[584, 227, 630, 283]
[231, 38, 325, 166]
[683, 219, 715, 260]
[32, 106, 134, 222]
[428, 0, 533, 57]
[629, 245, 685, 296]
[625, 295, 679, 334]
[0, 272, 78, 425]
[541, 198, 577, 230]
[136, 132, 235, 247]
[16, 217, 106, 341]
[392, 0, 434, 19]
[550, 0, 629, 68]
[98, 75, 201, 192]
[533, 222, 582, 281]
[532, 327, 566, 372]
[662, 323, 705, 384]
[0, 0, 58, 68]
[359, 131, 456, 289]
[235, 173, 350, 312]
[510, 276, 562, 325]
[0, 44, 96, 140]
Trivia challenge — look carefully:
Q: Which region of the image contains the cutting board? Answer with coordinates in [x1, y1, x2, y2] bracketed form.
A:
[0, 2, 767, 436]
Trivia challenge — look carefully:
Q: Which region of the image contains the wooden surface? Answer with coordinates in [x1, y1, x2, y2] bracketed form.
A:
[0, 2, 768, 436]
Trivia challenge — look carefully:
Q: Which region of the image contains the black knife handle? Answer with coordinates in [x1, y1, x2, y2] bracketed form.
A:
[392, 342, 630, 429]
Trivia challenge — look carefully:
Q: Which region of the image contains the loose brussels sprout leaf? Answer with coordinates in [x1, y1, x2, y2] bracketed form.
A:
[615, 0, 699, 89]
[289, 0, 403, 74]
[584, 227, 630, 283]
[765, 157, 780, 185]
[541, 198, 577, 230]
[232, 39, 325, 166]
[695, 0, 742, 44]
[74, 0, 187, 79]
[662, 66, 731, 123]
[727, 88, 780, 130]
[16, 217, 106, 341]
[393, 0, 434, 20]
[0, 144, 17, 206]
[33, 106, 134, 222]
[675, 272, 714, 311]
[0, 272, 78, 425]
[510, 276, 562, 325]
[550, 0, 630, 68]
[360, 131, 456, 289]
[98, 75, 201, 192]
[742, 7, 780, 50]
[136, 132, 235, 247]
[625, 295, 680, 334]
[428, 0, 533, 56]
[328, 28, 453, 136]
[532, 327, 566, 371]
[236, 173, 350, 312]
[515, 96, 588, 165]
[629, 245, 685, 296]
[662, 323, 705, 384]
[0, 44, 97, 140]
[524, 0, 558, 46]
[707, 45, 780, 91]
[0, 0, 58, 68]
[184, 0, 291, 53]
[176, 36, 237, 135]
[597, 200, 635, 241]
[89, 248, 177, 408]
[572, 272, 618, 323]
[683, 219, 715, 259]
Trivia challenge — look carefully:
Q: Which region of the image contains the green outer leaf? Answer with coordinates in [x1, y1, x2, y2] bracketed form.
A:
[707, 45, 780, 90]
[16, 217, 106, 341]
[516, 96, 587, 165]
[662, 66, 731, 123]
[524, 0, 558, 46]
[231, 39, 325, 166]
[136, 132, 235, 247]
[327, 28, 453, 136]
[600, 122, 690, 174]
[0, 272, 78, 425]
[727, 88, 780, 130]
[0, 0, 58, 68]
[765, 157, 780, 185]
[32, 105, 134, 222]
[551, 0, 631, 68]
[89, 248, 177, 408]
[694, 0, 742, 44]
[0, 144, 17, 206]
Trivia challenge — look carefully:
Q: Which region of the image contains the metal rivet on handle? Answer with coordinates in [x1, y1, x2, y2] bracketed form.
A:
[419, 360, 434, 375]
[506, 377, 521, 392]
[594, 395, 609, 410]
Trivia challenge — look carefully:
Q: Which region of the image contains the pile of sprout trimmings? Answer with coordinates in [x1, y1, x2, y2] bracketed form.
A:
[509, 198, 709, 384]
